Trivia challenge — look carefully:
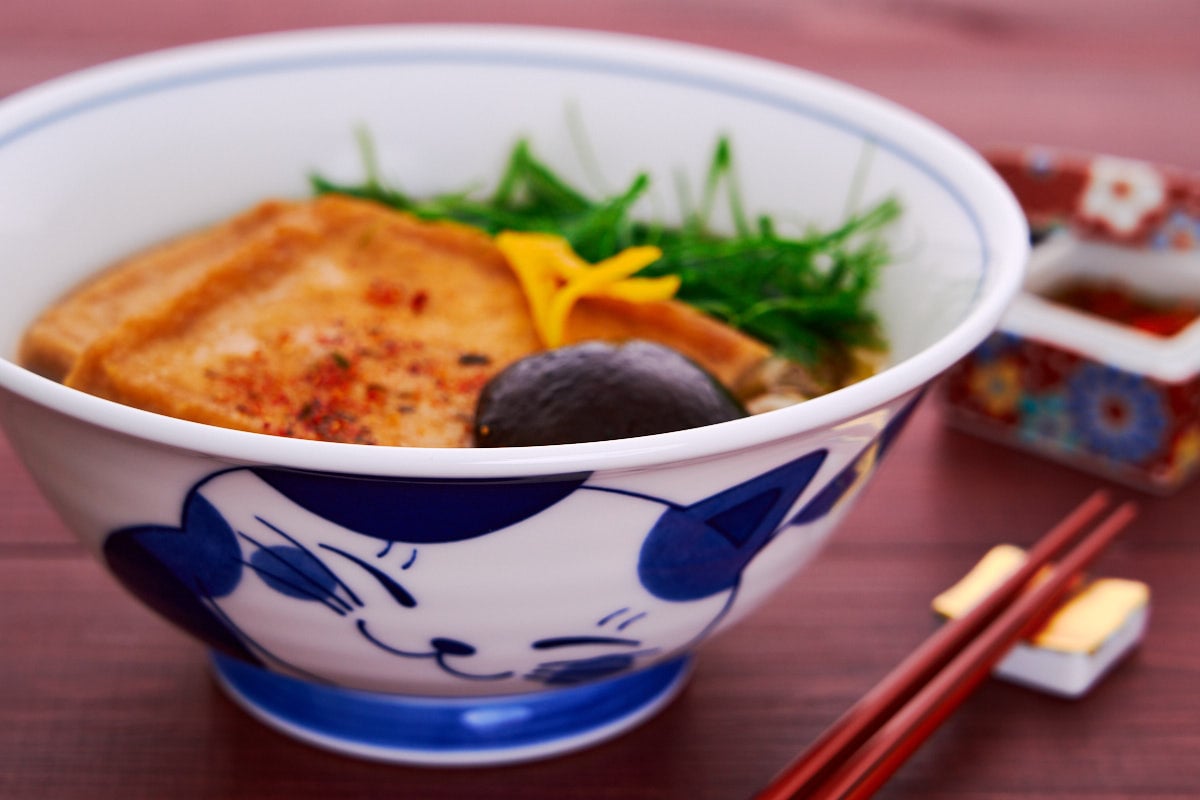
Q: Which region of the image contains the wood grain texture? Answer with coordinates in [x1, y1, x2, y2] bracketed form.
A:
[2, 2, 1198, 798]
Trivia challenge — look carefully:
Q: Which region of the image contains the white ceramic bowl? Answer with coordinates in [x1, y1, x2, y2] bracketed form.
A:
[0, 26, 1027, 765]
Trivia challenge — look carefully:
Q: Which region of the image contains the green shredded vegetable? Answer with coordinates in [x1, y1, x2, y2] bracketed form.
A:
[310, 131, 901, 367]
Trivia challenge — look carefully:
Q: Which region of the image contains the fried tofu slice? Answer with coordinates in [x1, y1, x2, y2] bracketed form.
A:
[565, 297, 768, 389]
[18, 200, 301, 382]
[64, 196, 541, 446]
[58, 195, 769, 446]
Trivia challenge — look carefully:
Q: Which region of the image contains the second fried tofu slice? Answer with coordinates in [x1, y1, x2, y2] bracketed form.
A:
[19, 199, 302, 382]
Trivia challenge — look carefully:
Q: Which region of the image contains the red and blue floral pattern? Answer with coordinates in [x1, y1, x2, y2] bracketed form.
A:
[944, 332, 1200, 489]
[988, 146, 1200, 249]
[944, 147, 1200, 492]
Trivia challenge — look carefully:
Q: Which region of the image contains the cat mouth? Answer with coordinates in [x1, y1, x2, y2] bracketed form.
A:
[355, 620, 515, 681]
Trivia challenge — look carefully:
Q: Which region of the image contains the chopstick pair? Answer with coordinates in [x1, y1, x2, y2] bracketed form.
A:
[754, 490, 1138, 800]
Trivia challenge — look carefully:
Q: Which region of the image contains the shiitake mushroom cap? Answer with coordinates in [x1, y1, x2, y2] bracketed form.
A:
[473, 340, 748, 447]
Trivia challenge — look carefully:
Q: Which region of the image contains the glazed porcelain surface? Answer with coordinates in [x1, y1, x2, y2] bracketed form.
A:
[0, 26, 1027, 763]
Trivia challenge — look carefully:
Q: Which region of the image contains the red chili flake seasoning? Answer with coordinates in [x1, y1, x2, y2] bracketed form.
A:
[202, 317, 490, 446]
[282, 351, 377, 443]
[453, 372, 492, 395]
[1046, 279, 1200, 337]
[209, 351, 292, 419]
[210, 347, 378, 444]
[410, 290, 429, 314]
[295, 397, 375, 444]
[365, 279, 405, 307]
[307, 351, 357, 389]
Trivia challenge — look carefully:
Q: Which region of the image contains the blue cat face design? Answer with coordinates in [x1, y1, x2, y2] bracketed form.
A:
[102, 407, 913, 696]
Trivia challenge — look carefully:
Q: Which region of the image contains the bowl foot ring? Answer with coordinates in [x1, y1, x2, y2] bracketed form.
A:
[210, 652, 692, 766]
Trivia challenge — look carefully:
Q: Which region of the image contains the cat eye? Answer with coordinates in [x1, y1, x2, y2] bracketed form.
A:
[531, 636, 641, 650]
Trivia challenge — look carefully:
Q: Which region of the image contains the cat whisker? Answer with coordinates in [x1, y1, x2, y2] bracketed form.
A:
[616, 611, 647, 631]
[597, 607, 631, 627]
[238, 558, 351, 616]
[236, 530, 355, 613]
[400, 548, 418, 570]
[320, 544, 416, 608]
[252, 517, 364, 607]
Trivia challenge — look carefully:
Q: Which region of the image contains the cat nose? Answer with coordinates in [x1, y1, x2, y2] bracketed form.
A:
[430, 637, 475, 656]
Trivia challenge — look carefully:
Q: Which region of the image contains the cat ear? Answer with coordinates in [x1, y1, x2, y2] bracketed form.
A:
[251, 468, 590, 543]
[789, 392, 923, 526]
[637, 449, 827, 601]
[103, 491, 260, 663]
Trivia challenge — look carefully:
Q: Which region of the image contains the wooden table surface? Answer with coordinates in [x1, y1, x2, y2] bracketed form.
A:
[2, 2, 1199, 798]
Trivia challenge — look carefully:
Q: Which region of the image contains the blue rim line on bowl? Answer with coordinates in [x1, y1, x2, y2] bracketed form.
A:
[0, 36, 990, 260]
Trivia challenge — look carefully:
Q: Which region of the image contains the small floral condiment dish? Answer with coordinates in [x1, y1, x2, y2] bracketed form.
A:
[943, 146, 1200, 493]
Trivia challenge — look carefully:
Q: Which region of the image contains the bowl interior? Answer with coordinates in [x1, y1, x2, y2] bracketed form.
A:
[0, 26, 1027, 469]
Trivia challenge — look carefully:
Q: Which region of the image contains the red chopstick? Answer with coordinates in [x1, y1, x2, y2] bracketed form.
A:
[754, 491, 1137, 800]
